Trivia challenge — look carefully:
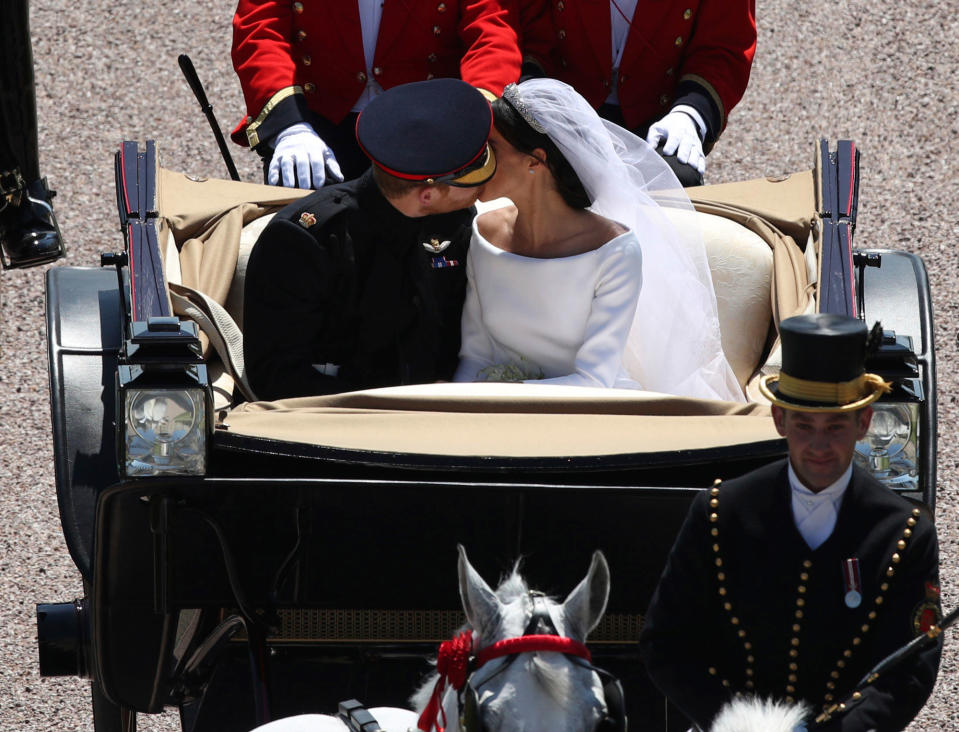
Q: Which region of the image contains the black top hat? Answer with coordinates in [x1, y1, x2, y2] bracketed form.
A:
[355, 78, 496, 188]
[759, 313, 891, 411]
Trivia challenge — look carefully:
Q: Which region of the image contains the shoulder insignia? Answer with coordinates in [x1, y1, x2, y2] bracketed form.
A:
[913, 599, 942, 635]
[298, 211, 317, 228]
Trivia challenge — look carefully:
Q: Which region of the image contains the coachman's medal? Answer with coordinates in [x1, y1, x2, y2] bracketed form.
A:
[843, 557, 862, 608]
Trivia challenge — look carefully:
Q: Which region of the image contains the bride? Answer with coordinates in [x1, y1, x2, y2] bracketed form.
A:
[453, 79, 743, 402]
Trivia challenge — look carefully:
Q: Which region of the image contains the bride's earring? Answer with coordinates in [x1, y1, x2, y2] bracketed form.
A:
[528, 168, 535, 175]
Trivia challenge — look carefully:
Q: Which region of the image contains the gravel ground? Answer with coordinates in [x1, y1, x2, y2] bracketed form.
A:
[1, 1, 957, 729]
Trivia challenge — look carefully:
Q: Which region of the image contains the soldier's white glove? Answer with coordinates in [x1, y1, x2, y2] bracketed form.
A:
[268, 122, 344, 189]
[645, 109, 706, 175]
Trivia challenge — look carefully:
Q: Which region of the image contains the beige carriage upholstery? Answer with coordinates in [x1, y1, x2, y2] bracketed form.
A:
[158, 168, 813, 419]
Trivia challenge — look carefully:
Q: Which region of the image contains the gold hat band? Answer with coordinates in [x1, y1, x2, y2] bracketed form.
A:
[778, 371, 892, 404]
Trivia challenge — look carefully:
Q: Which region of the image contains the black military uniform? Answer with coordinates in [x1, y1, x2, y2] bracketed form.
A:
[641, 315, 942, 731]
[242, 78, 496, 400]
[0, 0, 64, 269]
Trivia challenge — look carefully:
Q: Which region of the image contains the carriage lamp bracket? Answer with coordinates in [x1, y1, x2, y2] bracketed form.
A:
[853, 251, 881, 319]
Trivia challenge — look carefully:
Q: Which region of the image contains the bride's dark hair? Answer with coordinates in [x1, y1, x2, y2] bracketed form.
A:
[492, 97, 592, 209]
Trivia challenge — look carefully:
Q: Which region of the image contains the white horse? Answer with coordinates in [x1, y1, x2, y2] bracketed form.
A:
[251, 544, 616, 731]
[710, 697, 810, 732]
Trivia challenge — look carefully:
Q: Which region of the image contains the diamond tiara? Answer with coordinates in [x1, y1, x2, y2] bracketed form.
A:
[501, 83, 546, 134]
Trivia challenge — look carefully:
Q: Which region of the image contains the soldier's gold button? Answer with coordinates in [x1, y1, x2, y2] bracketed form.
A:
[731, 617, 740, 625]
[786, 696, 795, 703]
[711, 527, 719, 536]
[844, 649, 853, 658]
[744, 642, 753, 650]
[795, 610, 804, 619]
[659, 94, 669, 105]
[831, 670, 840, 679]
[715, 557, 723, 567]
[356, 72, 367, 82]
[800, 572, 809, 581]
[745, 680, 754, 689]
[852, 691, 862, 700]
[904, 528, 913, 538]
[881, 582, 889, 591]
[837, 660, 846, 668]
[718, 586, 726, 596]
[747, 655, 755, 663]
[908, 517, 917, 527]
[428, 53, 437, 62]
[786, 685, 795, 693]
[898, 539, 907, 550]
[790, 637, 800, 646]
[796, 598, 806, 607]
[557, 0, 565, 9]
[875, 596, 884, 605]
[710, 498, 719, 508]
[717, 572, 726, 581]
[712, 543, 720, 552]
[373, 66, 382, 76]
[433, 25, 442, 34]
[713, 478, 722, 486]
[803, 559, 813, 568]
[296, 30, 307, 41]
[824, 694, 833, 702]
[710, 486, 720, 496]
[788, 673, 797, 682]
[913, 508, 921, 517]
[558, 29, 567, 40]
[302, 55, 312, 66]
[293, 2, 303, 12]
[674, 35, 683, 46]
[862, 624, 871, 633]
[887, 567, 895, 577]
[683, 8, 692, 19]
[827, 681, 835, 690]
[437, 2, 447, 11]
[852, 637, 862, 645]
[304, 82, 316, 93]
[789, 649, 798, 658]
[745, 668, 753, 676]
[666, 66, 674, 76]
[708, 666, 717, 675]
[723, 602, 732, 611]
[868, 611, 877, 620]
[722, 680, 731, 688]
[798, 585, 807, 594]
[792, 624, 801, 632]
[737, 629, 747, 638]
[426, 73, 435, 80]
[709, 510, 718, 522]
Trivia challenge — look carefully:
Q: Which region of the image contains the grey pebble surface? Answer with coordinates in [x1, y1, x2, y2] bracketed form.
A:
[1, 1, 957, 729]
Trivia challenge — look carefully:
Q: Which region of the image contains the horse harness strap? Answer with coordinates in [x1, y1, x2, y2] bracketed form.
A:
[337, 698, 386, 732]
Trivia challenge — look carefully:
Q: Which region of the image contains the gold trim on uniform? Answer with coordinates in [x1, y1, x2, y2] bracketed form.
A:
[246, 86, 305, 148]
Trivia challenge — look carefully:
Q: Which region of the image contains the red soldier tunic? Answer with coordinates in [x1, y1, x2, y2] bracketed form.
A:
[522, 0, 756, 142]
[231, 0, 523, 149]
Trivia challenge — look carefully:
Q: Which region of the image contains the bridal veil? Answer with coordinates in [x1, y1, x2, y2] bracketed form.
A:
[506, 79, 743, 402]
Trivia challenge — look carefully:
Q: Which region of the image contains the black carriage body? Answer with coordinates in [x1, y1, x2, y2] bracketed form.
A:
[38, 140, 938, 732]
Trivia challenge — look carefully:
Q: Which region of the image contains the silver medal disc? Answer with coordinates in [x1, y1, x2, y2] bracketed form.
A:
[845, 590, 862, 608]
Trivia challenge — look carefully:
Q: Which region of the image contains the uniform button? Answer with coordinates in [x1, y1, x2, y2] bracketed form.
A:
[561, 58, 568, 68]
[675, 35, 683, 46]
[356, 72, 367, 82]
[743, 642, 752, 650]
[557, 0, 565, 9]
[786, 685, 795, 694]
[744, 680, 754, 689]
[302, 55, 312, 66]
[373, 66, 382, 75]
[620, 74, 628, 83]
[659, 93, 669, 105]
[426, 73, 435, 80]
[666, 66, 674, 76]
[603, 79, 611, 88]
[293, 2, 303, 13]
[683, 8, 692, 19]
[296, 30, 307, 41]
[428, 53, 437, 62]
[437, 2, 447, 10]
[304, 82, 316, 93]
[558, 29, 567, 40]
[433, 25, 442, 34]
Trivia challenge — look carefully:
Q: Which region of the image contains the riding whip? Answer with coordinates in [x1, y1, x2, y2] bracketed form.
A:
[177, 54, 241, 181]
[816, 603, 958, 723]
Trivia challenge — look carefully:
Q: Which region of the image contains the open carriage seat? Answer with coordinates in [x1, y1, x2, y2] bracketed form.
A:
[158, 169, 814, 416]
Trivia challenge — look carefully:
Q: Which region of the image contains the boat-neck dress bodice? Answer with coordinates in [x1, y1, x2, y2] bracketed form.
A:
[453, 213, 643, 388]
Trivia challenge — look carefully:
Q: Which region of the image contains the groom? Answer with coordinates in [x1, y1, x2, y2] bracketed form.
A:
[640, 313, 941, 730]
[243, 78, 496, 400]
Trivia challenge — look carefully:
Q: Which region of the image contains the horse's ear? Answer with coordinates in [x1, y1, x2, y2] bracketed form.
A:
[562, 550, 610, 640]
[457, 544, 502, 638]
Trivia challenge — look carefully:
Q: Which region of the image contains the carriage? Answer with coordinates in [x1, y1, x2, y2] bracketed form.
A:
[34, 138, 936, 731]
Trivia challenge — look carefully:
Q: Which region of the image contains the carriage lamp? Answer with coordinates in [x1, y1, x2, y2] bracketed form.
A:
[118, 361, 211, 477]
[854, 402, 919, 490]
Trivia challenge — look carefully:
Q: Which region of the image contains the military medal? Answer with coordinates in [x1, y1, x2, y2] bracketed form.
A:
[298, 211, 317, 228]
[422, 237, 451, 253]
[843, 558, 862, 608]
[430, 255, 459, 269]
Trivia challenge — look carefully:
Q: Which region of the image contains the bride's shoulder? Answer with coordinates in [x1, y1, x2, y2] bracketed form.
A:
[475, 200, 517, 242]
[587, 212, 628, 242]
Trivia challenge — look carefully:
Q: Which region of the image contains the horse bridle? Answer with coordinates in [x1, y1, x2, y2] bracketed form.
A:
[457, 593, 627, 732]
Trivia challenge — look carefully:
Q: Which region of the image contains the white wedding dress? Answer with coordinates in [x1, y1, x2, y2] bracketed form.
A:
[453, 213, 643, 388]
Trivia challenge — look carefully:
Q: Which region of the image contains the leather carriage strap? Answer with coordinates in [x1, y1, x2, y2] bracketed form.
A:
[169, 282, 258, 403]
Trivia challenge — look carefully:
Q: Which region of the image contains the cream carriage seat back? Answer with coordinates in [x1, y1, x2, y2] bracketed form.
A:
[661, 206, 774, 390]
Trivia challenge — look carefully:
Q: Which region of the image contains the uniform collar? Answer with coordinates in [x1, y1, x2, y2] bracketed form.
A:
[788, 460, 853, 506]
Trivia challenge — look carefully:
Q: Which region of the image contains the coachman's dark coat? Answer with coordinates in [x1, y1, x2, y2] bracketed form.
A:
[641, 459, 941, 731]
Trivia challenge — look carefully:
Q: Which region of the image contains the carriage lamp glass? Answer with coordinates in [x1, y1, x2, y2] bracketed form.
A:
[124, 387, 206, 476]
[853, 402, 919, 490]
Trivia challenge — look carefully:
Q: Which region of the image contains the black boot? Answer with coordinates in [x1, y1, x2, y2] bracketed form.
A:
[0, 174, 65, 269]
